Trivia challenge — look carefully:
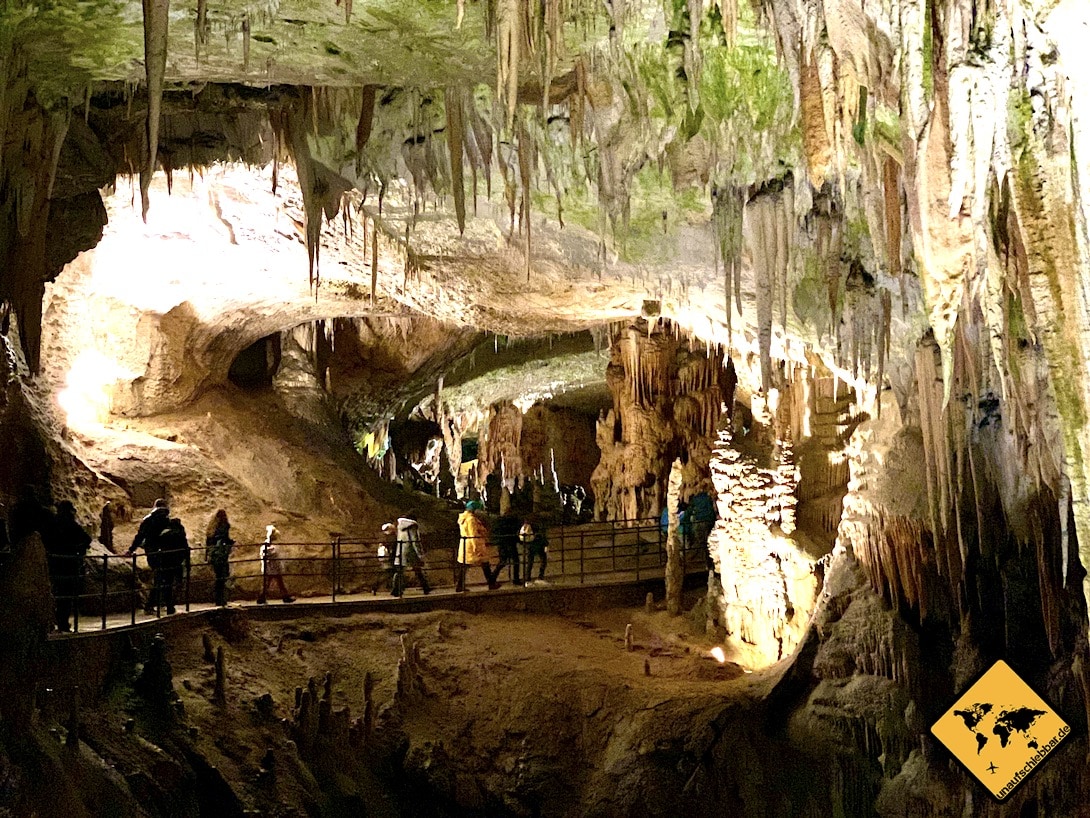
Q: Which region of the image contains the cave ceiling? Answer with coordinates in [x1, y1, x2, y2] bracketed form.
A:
[12, 0, 854, 428]
[6, 0, 1090, 592]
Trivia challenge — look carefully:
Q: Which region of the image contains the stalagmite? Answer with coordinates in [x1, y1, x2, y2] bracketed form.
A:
[213, 646, 226, 706]
[363, 671, 374, 739]
[201, 633, 214, 664]
[666, 458, 683, 616]
[65, 690, 79, 748]
[624, 623, 633, 651]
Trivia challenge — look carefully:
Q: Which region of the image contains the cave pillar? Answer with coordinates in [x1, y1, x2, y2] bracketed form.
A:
[665, 458, 683, 616]
[707, 375, 817, 666]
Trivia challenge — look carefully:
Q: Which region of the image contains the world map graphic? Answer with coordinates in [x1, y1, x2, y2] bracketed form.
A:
[953, 702, 1047, 755]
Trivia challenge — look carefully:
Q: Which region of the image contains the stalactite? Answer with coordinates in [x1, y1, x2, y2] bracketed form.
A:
[541, 0, 561, 109]
[275, 96, 352, 290]
[715, 0, 737, 46]
[516, 119, 532, 280]
[355, 85, 377, 163]
[882, 157, 902, 278]
[370, 217, 378, 304]
[242, 13, 250, 72]
[497, 0, 521, 128]
[194, 0, 208, 59]
[570, 57, 586, 146]
[749, 195, 775, 393]
[877, 289, 891, 418]
[140, 0, 170, 222]
[713, 186, 744, 341]
[684, 0, 703, 109]
[445, 87, 467, 235]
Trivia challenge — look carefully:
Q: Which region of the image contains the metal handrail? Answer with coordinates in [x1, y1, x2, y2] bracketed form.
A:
[45, 515, 709, 633]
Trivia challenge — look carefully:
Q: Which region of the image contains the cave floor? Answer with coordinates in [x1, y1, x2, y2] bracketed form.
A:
[56, 602, 778, 816]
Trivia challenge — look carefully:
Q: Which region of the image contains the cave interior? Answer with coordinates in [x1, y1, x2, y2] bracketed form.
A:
[1, 0, 1090, 815]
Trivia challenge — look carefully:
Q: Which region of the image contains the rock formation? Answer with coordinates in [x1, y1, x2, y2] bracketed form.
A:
[591, 319, 732, 522]
[0, 0, 1089, 814]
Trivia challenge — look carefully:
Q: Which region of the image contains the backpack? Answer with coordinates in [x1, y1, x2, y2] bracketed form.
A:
[157, 518, 189, 565]
[209, 537, 233, 565]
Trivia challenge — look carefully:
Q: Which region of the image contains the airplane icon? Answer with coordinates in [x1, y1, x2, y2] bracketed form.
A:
[987, 762, 998, 774]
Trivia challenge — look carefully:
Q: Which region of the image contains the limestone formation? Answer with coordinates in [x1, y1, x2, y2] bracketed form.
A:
[2, 0, 1090, 813]
[591, 320, 731, 522]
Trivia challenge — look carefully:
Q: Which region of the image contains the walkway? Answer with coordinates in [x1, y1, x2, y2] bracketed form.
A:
[52, 517, 711, 636]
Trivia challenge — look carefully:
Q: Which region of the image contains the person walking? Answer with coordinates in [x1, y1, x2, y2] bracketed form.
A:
[127, 499, 171, 614]
[258, 525, 294, 604]
[205, 509, 235, 607]
[154, 515, 190, 615]
[372, 523, 398, 594]
[687, 490, 716, 570]
[520, 519, 549, 585]
[493, 511, 523, 586]
[456, 500, 498, 591]
[44, 501, 91, 632]
[392, 512, 431, 596]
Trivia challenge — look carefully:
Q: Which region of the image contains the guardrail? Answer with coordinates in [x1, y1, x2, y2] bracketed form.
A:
[43, 517, 710, 633]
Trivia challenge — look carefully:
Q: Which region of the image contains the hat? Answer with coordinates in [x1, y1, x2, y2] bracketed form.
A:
[465, 499, 483, 511]
[153, 498, 169, 509]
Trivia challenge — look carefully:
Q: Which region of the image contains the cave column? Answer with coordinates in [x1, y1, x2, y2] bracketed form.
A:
[707, 375, 817, 665]
[665, 458, 684, 616]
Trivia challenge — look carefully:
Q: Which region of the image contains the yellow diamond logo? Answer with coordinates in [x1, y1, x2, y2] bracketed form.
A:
[931, 660, 1071, 800]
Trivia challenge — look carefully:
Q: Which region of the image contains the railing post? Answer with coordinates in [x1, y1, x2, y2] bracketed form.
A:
[331, 537, 339, 603]
[579, 530, 584, 584]
[659, 517, 666, 567]
[635, 522, 641, 582]
[130, 553, 137, 626]
[101, 554, 108, 630]
[185, 555, 191, 613]
[72, 556, 80, 634]
[611, 522, 616, 572]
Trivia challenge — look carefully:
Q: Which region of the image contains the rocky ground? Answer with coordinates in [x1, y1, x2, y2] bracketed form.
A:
[28, 593, 775, 818]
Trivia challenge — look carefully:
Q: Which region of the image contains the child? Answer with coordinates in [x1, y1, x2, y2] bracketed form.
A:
[258, 525, 294, 604]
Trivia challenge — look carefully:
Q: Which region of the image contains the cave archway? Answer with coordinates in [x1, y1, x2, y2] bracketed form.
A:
[227, 334, 281, 389]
